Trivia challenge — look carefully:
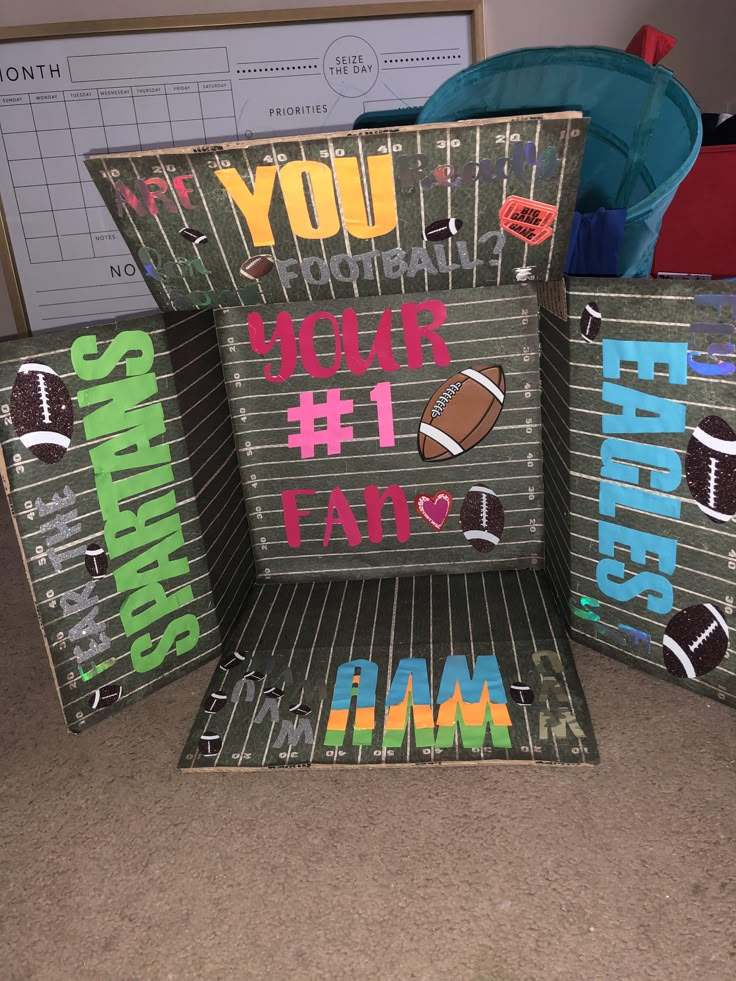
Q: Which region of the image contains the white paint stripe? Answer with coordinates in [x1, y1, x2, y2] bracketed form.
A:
[251, 546, 542, 579]
[285, 581, 334, 764]
[216, 288, 528, 322]
[327, 137, 357, 299]
[259, 527, 539, 558]
[517, 571, 560, 761]
[249, 414, 535, 437]
[464, 530, 499, 545]
[72, 624, 221, 711]
[418, 422, 463, 457]
[407, 576, 416, 763]
[215, 312, 528, 347]
[545, 117, 571, 279]
[299, 141, 336, 301]
[357, 579, 383, 765]
[239, 583, 314, 764]
[193, 589, 260, 766]
[214, 150, 265, 303]
[161, 153, 217, 292]
[241, 462, 542, 497]
[223, 338, 533, 371]
[241, 150, 289, 303]
[382, 578, 400, 763]
[472, 125, 480, 289]
[572, 622, 732, 692]
[387, 140, 405, 295]
[256, 507, 540, 535]
[499, 573, 534, 758]
[567, 567, 736, 665]
[522, 118, 542, 268]
[446, 128, 453, 291]
[130, 157, 190, 297]
[18, 362, 55, 375]
[308, 580, 348, 766]
[498, 120, 510, 286]
[463, 573, 484, 760]
[662, 635, 696, 678]
[22, 427, 235, 537]
[20, 432, 70, 449]
[705, 603, 729, 637]
[446, 574, 459, 760]
[562, 503, 735, 572]
[696, 501, 733, 522]
[461, 367, 504, 402]
[337, 578, 364, 767]
[416, 129, 429, 292]
[567, 289, 704, 301]
[259, 584, 304, 765]
[356, 137, 382, 298]
[273, 141, 313, 303]
[692, 426, 736, 456]
[530, 572, 585, 758]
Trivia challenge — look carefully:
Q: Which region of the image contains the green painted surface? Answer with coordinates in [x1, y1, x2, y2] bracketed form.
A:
[0, 313, 228, 731]
[216, 285, 545, 580]
[179, 569, 598, 769]
[542, 278, 736, 709]
[86, 116, 588, 312]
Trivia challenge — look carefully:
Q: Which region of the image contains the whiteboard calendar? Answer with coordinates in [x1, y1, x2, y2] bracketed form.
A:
[0, 7, 479, 334]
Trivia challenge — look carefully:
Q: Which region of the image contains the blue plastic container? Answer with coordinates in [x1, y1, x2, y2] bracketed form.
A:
[418, 46, 703, 276]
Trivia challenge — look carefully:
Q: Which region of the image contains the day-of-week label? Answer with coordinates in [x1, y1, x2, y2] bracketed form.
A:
[66, 89, 96, 101]
[198, 80, 230, 91]
[133, 85, 164, 97]
[99, 87, 133, 99]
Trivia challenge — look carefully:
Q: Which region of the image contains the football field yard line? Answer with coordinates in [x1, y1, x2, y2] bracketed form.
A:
[238, 583, 314, 765]
[499, 573, 534, 758]
[285, 582, 334, 764]
[545, 117, 571, 280]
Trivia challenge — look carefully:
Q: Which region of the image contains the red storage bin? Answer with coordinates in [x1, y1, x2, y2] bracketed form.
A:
[653, 145, 736, 279]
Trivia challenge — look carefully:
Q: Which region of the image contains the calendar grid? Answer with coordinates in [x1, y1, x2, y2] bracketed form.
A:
[0, 80, 237, 268]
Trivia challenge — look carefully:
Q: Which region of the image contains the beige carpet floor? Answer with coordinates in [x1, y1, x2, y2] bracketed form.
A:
[1, 493, 734, 981]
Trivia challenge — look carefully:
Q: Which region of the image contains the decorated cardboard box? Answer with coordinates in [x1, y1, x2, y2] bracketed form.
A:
[178, 284, 598, 769]
[84, 113, 588, 311]
[541, 279, 736, 709]
[0, 288, 599, 763]
[216, 285, 544, 579]
[0, 311, 252, 731]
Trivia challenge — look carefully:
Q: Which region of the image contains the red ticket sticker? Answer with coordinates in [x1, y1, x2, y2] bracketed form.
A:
[499, 196, 558, 244]
[503, 222, 554, 246]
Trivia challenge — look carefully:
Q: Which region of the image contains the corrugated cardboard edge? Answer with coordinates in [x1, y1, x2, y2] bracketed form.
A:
[537, 279, 568, 322]
[180, 757, 597, 773]
[87, 111, 585, 161]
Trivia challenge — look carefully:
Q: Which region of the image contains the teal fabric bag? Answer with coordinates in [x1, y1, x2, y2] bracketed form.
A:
[418, 46, 702, 276]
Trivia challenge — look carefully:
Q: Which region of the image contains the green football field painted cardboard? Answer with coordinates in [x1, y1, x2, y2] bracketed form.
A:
[0, 311, 253, 730]
[216, 284, 543, 580]
[541, 278, 736, 709]
[178, 283, 598, 768]
[180, 570, 597, 770]
[85, 113, 588, 311]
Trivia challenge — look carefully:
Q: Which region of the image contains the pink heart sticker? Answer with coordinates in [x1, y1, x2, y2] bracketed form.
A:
[414, 491, 453, 531]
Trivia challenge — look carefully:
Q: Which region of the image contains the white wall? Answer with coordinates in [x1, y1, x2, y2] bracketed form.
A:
[0, 0, 730, 336]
